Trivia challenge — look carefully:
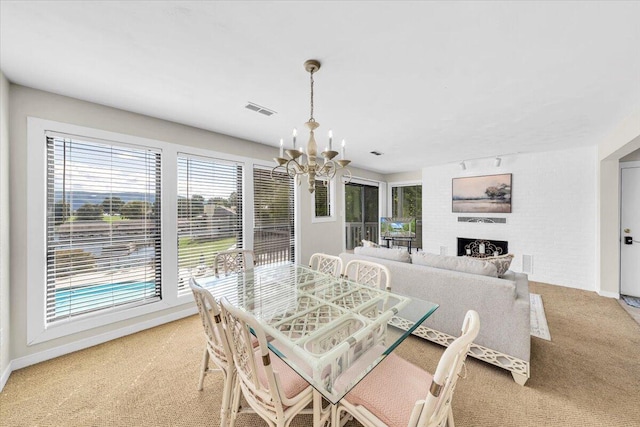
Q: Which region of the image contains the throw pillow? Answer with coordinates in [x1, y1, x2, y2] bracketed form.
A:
[361, 239, 380, 248]
[354, 246, 411, 263]
[482, 254, 514, 277]
[411, 252, 498, 277]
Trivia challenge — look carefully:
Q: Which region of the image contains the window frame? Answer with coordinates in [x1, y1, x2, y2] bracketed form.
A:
[176, 153, 245, 295]
[311, 177, 336, 223]
[26, 118, 267, 345]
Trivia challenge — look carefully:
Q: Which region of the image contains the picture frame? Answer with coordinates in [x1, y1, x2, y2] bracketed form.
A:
[452, 173, 512, 213]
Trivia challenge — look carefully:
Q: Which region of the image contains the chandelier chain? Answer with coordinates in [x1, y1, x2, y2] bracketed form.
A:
[309, 68, 315, 122]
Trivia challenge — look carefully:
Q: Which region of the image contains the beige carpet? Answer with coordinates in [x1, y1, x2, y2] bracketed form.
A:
[1, 282, 639, 426]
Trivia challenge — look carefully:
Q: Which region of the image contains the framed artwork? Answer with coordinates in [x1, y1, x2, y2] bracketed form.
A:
[452, 173, 512, 213]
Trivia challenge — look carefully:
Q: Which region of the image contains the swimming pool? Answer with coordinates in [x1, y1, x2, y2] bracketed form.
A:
[54, 281, 157, 318]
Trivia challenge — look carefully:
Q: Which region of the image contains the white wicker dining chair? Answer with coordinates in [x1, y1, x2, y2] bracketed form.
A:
[334, 310, 480, 427]
[344, 259, 391, 291]
[188, 278, 236, 427]
[214, 249, 255, 276]
[309, 253, 343, 277]
[219, 297, 315, 427]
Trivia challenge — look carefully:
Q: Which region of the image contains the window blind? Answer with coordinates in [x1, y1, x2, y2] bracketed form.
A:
[314, 179, 330, 217]
[177, 155, 243, 294]
[46, 134, 162, 323]
[253, 166, 295, 265]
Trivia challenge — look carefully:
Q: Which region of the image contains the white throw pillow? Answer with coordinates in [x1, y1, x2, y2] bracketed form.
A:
[361, 239, 380, 248]
[482, 254, 514, 277]
[354, 246, 411, 263]
[411, 252, 498, 277]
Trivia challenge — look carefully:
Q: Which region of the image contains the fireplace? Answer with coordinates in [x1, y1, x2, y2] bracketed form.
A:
[457, 237, 508, 258]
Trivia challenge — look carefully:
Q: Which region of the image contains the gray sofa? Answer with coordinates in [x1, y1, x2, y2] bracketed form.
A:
[340, 248, 531, 385]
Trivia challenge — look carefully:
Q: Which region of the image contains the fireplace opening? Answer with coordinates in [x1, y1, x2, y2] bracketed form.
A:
[457, 238, 508, 258]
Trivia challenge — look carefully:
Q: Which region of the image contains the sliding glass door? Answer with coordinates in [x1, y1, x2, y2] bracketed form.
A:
[344, 182, 379, 250]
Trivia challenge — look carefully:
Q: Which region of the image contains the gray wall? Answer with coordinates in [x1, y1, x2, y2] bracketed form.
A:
[8, 84, 281, 363]
[0, 72, 10, 384]
[298, 168, 385, 265]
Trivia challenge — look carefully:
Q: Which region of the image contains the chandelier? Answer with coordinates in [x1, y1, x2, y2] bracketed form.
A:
[272, 59, 351, 193]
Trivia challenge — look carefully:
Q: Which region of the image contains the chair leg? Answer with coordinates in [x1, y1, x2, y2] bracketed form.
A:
[228, 377, 242, 427]
[447, 406, 455, 427]
[220, 370, 235, 427]
[197, 347, 209, 391]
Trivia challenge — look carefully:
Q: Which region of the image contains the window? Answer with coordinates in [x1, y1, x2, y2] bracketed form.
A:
[312, 178, 335, 222]
[391, 184, 422, 249]
[344, 181, 379, 249]
[253, 166, 295, 264]
[391, 185, 422, 218]
[177, 155, 243, 293]
[46, 134, 162, 324]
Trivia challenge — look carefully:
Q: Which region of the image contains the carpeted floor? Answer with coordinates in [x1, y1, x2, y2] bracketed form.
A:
[1, 282, 639, 426]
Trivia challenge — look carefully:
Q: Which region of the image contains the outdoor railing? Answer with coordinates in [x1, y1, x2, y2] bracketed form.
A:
[345, 222, 379, 250]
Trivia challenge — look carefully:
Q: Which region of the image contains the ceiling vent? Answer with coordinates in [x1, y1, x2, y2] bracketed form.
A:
[370, 151, 383, 156]
[245, 102, 276, 116]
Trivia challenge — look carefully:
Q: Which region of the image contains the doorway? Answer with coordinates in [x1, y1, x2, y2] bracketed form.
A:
[620, 161, 640, 298]
[344, 182, 379, 250]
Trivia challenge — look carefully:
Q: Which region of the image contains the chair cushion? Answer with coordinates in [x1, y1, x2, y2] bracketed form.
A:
[345, 352, 433, 427]
[254, 349, 310, 399]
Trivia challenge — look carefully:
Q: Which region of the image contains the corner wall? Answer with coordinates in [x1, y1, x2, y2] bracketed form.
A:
[298, 168, 385, 264]
[422, 146, 598, 290]
[0, 72, 11, 387]
[597, 109, 640, 297]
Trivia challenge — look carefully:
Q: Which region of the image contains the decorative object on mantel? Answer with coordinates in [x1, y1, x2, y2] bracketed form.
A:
[530, 293, 551, 340]
[271, 59, 351, 193]
[452, 173, 512, 213]
[457, 237, 508, 257]
[458, 217, 507, 223]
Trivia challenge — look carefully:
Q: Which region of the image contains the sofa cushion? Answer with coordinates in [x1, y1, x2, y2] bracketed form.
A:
[354, 246, 411, 263]
[411, 252, 498, 277]
[482, 254, 514, 277]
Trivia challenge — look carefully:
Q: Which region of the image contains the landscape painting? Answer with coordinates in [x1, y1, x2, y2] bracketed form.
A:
[452, 173, 512, 213]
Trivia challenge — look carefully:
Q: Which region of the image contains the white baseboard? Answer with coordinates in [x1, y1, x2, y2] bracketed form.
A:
[8, 306, 197, 377]
[1, 360, 12, 391]
[598, 290, 620, 299]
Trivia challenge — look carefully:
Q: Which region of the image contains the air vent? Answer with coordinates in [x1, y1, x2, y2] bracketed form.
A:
[245, 102, 277, 116]
[370, 151, 383, 156]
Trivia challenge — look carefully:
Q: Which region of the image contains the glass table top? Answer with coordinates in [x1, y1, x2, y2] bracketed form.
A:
[199, 263, 439, 404]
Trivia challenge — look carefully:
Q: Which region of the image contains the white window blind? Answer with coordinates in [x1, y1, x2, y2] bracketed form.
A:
[177, 155, 243, 294]
[46, 134, 162, 323]
[253, 166, 295, 265]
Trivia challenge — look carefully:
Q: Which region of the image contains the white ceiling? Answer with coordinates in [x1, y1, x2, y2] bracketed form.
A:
[1, 1, 639, 174]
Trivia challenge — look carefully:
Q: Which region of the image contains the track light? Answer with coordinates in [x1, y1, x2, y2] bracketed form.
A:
[459, 161, 466, 170]
[495, 157, 502, 167]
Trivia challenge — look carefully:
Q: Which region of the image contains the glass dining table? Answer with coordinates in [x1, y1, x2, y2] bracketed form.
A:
[198, 262, 439, 426]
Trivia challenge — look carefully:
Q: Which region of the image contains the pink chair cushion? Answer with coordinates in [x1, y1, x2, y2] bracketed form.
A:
[345, 352, 433, 427]
[254, 349, 310, 399]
